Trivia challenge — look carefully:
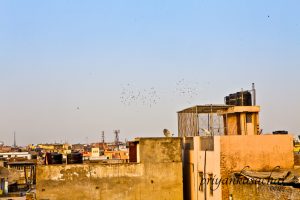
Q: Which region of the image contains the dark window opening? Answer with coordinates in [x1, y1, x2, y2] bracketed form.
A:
[246, 113, 252, 123]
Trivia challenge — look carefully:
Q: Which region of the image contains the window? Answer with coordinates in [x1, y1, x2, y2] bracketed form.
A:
[246, 113, 252, 123]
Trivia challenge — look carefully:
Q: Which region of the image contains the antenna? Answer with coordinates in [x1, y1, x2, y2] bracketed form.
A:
[252, 83, 256, 105]
[114, 130, 120, 150]
[13, 131, 16, 147]
[241, 88, 244, 106]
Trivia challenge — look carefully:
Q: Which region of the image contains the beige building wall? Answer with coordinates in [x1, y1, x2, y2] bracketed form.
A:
[220, 135, 294, 199]
[183, 134, 294, 200]
[194, 137, 222, 200]
[229, 183, 300, 200]
[226, 113, 238, 135]
[183, 136, 222, 200]
[220, 135, 294, 171]
[91, 148, 100, 157]
[36, 138, 183, 200]
[223, 106, 260, 136]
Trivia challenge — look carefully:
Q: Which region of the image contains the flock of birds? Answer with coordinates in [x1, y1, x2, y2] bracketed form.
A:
[120, 84, 160, 107]
[120, 79, 208, 108]
[174, 79, 205, 103]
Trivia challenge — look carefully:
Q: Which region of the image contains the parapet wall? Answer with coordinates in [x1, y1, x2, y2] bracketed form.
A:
[220, 134, 294, 199]
[36, 138, 183, 200]
[220, 134, 294, 172]
[138, 137, 182, 163]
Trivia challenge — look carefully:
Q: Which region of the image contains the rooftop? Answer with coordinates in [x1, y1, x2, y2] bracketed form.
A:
[177, 104, 233, 114]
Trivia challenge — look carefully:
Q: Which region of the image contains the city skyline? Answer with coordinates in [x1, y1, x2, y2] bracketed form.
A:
[1, 0, 300, 145]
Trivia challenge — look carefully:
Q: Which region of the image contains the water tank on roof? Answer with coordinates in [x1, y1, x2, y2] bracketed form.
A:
[237, 91, 252, 106]
[273, 130, 288, 135]
[225, 91, 252, 106]
[225, 96, 230, 105]
[67, 152, 83, 164]
[229, 93, 237, 105]
[45, 152, 63, 165]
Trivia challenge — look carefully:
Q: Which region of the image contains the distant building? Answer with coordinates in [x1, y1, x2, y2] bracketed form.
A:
[104, 150, 129, 160]
[7, 160, 36, 192]
[91, 148, 100, 157]
[71, 143, 86, 152]
[91, 143, 108, 151]
[0, 146, 12, 153]
[36, 137, 183, 200]
[0, 152, 31, 160]
[37, 143, 70, 153]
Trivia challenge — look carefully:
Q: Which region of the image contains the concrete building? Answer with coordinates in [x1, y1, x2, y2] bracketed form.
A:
[36, 137, 183, 200]
[91, 148, 100, 157]
[0, 152, 31, 160]
[104, 150, 129, 160]
[178, 88, 297, 200]
[7, 160, 36, 193]
[182, 135, 294, 200]
[178, 105, 260, 137]
[37, 143, 71, 154]
[0, 146, 12, 153]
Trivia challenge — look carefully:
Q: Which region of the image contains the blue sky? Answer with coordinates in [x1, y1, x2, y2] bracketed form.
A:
[0, 0, 299, 145]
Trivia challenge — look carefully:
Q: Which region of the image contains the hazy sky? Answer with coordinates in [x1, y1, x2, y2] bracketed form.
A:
[0, 1, 299, 145]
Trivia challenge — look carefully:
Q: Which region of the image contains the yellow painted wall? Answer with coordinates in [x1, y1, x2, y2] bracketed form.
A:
[183, 135, 294, 200]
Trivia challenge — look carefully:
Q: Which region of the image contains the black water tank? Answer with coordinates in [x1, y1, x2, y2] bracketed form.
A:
[45, 152, 63, 164]
[273, 130, 288, 134]
[229, 93, 237, 105]
[243, 91, 252, 106]
[225, 91, 252, 106]
[237, 91, 252, 106]
[67, 152, 83, 164]
[225, 96, 230, 105]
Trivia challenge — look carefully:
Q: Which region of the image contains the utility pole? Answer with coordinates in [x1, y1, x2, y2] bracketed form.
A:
[101, 131, 105, 145]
